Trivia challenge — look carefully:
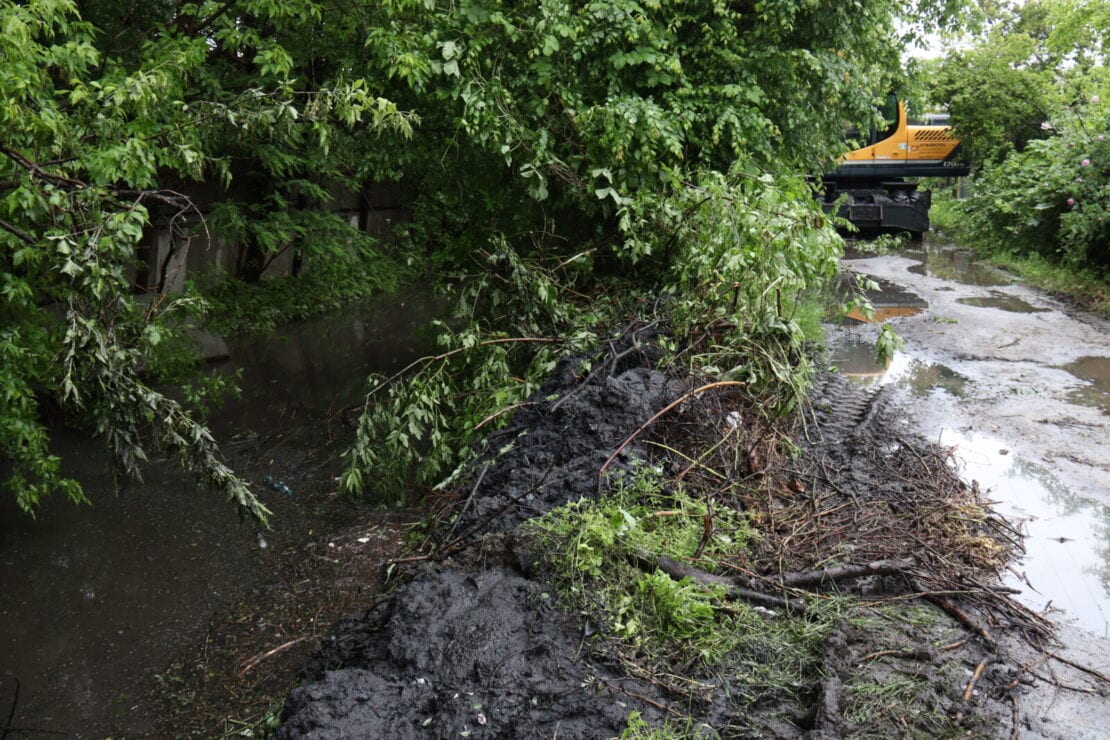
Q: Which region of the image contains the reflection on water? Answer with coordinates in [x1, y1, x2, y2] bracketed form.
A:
[828, 338, 968, 398]
[845, 305, 925, 323]
[1062, 356, 1110, 415]
[0, 287, 440, 736]
[957, 293, 1051, 314]
[210, 287, 441, 435]
[906, 247, 1014, 287]
[939, 428, 1110, 636]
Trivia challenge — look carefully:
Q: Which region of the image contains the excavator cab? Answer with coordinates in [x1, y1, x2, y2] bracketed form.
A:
[821, 97, 970, 235]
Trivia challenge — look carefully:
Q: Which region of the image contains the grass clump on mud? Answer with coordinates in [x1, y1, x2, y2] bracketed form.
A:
[528, 465, 834, 696]
[528, 466, 835, 708]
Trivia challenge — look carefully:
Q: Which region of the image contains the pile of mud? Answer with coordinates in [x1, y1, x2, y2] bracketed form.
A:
[276, 349, 1080, 738]
[278, 358, 688, 737]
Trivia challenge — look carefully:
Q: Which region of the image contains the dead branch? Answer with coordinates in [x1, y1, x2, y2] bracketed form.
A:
[922, 593, 995, 649]
[963, 658, 991, 701]
[1047, 651, 1110, 685]
[634, 551, 808, 614]
[778, 559, 914, 589]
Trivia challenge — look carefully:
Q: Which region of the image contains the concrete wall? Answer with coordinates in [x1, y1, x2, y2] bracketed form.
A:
[136, 180, 412, 294]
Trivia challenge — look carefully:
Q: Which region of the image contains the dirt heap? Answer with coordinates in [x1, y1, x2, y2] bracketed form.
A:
[275, 346, 1084, 738]
[277, 358, 686, 738]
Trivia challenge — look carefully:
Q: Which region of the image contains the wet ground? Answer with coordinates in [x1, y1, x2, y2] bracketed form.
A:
[0, 289, 436, 736]
[4, 244, 1108, 737]
[829, 240, 1110, 638]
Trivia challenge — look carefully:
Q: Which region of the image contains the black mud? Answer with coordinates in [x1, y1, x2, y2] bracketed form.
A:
[277, 356, 687, 738]
[276, 350, 1087, 738]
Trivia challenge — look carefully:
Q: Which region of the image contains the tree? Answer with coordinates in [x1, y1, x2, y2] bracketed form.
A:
[0, 0, 411, 516]
[930, 0, 1107, 167]
[1, 0, 974, 514]
[930, 1, 1108, 270]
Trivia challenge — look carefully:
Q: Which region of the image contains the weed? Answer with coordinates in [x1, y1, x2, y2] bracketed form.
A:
[529, 465, 837, 705]
[620, 710, 721, 739]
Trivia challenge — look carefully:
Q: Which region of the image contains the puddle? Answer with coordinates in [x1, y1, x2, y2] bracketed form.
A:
[906, 247, 1014, 286]
[957, 294, 1050, 313]
[0, 288, 440, 736]
[828, 337, 968, 397]
[209, 286, 442, 434]
[1062, 356, 1110, 415]
[939, 428, 1110, 636]
[834, 272, 928, 323]
[837, 246, 1110, 640]
[845, 305, 925, 322]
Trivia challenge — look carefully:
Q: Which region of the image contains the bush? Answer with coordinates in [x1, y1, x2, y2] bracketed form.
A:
[959, 97, 1108, 273]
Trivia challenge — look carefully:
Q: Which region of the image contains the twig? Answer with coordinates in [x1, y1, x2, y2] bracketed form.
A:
[361, 337, 563, 406]
[441, 462, 490, 544]
[599, 381, 745, 480]
[922, 593, 995, 648]
[386, 554, 431, 565]
[237, 636, 312, 677]
[2, 677, 18, 740]
[598, 678, 686, 718]
[1047, 651, 1110, 684]
[1004, 654, 1050, 691]
[474, 402, 536, 431]
[963, 658, 990, 701]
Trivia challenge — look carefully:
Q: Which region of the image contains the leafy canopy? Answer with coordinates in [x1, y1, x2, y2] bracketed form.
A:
[1, 0, 974, 513]
[0, 0, 411, 516]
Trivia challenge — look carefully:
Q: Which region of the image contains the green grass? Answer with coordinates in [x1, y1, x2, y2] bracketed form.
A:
[527, 465, 839, 706]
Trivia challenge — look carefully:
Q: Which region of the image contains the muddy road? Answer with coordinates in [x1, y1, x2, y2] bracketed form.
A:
[831, 241, 1109, 634]
[829, 241, 1110, 736]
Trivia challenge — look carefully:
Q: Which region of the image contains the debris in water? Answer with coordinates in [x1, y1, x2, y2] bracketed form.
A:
[263, 476, 293, 495]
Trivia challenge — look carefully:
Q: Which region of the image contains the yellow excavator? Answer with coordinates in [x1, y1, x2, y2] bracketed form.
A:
[821, 97, 969, 235]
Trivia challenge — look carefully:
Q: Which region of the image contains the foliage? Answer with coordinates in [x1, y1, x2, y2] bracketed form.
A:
[619, 710, 718, 740]
[0, 0, 976, 514]
[359, 0, 973, 260]
[927, 2, 1108, 276]
[649, 165, 843, 415]
[194, 237, 407, 338]
[875, 324, 905, 365]
[529, 465, 834, 703]
[0, 0, 412, 514]
[341, 164, 845, 502]
[929, 0, 1108, 167]
[342, 244, 605, 503]
[955, 97, 1109, 272]
[929, 32, 1055, 166]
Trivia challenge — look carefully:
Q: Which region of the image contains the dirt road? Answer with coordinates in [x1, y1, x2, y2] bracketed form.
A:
[830, 241, 1110, 737]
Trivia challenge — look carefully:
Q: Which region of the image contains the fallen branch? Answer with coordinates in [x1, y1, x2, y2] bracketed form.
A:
[778, 559, 914, 589]
[1047, 651, 1110, 685]
[963, 658, 991, 701]
[634, 551, 808, 614]
[922, 592, 995, 649]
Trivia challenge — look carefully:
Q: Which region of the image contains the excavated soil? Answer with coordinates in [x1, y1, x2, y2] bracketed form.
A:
[274, 343, 1104, 738]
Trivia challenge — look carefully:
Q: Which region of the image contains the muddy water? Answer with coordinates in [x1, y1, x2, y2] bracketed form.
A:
[0, 288, 437, 736]
[827, 241, 1110, 637]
